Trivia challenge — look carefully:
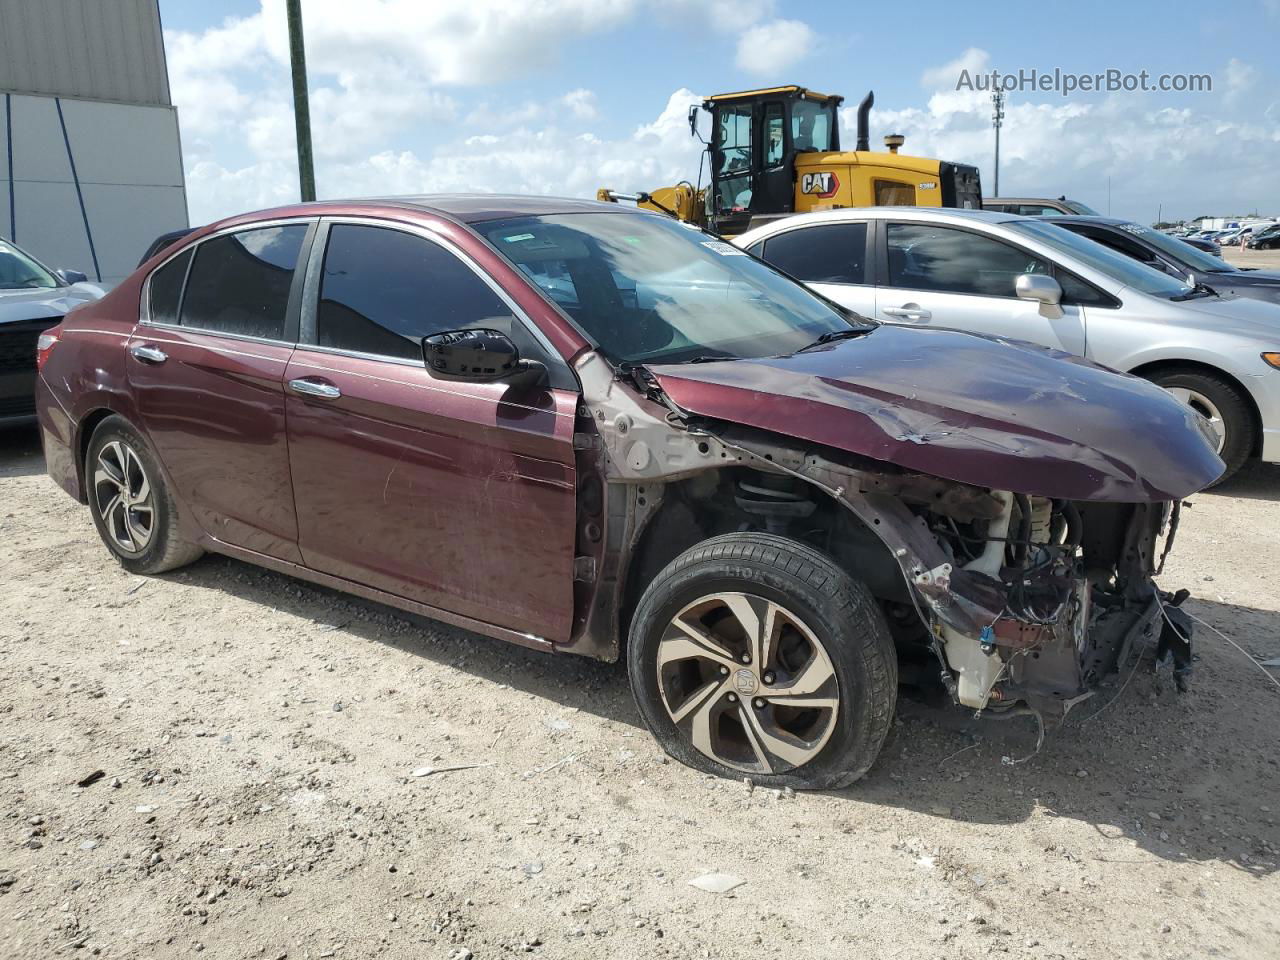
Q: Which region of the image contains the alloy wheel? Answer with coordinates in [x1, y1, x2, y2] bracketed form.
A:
[93, 440, 155, 555]
[1163, 386, 1226, 454]
[655, 592, 840, 775]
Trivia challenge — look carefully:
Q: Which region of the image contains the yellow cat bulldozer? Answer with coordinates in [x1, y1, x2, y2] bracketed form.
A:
[598, 85, 982, 237]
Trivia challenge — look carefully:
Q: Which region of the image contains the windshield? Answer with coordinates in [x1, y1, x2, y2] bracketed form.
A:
[1062, 200, 1100, 215]
[483, 213, 857, 364]
[0, 240, 59, 290]
[1008, 220, 1194, 299]
[1115, 223, 1234, 272]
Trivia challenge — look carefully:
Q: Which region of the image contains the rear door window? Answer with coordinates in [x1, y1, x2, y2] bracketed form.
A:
[148, 248, 192, 325]
[180, 225, 308, 340]
[759, 223, 868, 284]
[885, 223, 1050, 298]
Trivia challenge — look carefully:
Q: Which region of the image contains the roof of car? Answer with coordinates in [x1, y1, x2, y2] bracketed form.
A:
[351, 194, 643, 224]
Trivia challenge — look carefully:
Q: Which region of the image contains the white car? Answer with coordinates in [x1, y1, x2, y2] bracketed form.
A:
[735, 208, 1280, 481]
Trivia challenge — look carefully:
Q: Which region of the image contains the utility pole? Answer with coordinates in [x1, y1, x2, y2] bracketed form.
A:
[285, 0, 316, 202]
[991, 90, 1005, 197]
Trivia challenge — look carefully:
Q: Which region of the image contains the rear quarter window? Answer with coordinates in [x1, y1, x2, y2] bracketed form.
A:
[147, 249, 191, 325]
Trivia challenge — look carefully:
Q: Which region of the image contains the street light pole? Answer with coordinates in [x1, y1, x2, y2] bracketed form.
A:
[285, 0, 316, 202]
[991, 89, 1005, 197]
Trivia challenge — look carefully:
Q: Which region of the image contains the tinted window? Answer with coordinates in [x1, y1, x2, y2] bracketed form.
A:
[886, 223, 1050, 297]
[760, 223, 867, 284]
[180, 226, 307, 339]
[148, 249, 191, 325]
[1057, 272, 1114, 308]
[317, 225, 518, 361]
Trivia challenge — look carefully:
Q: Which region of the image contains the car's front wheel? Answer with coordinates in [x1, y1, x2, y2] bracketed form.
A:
[627, 533, 897, 790]
[86, 416, 203, 575]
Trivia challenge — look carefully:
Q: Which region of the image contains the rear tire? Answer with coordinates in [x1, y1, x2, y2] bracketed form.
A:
[627, 532, 897, 790]
[86, 416, 203, 575]
[1146, 368, 1254, 485]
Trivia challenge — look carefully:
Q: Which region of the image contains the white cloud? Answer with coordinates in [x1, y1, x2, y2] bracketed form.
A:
[920, 47, 990, 91]
[734, 19, 817, 75]
[562, 89, 599, 120]
[183, 88, 706, 224]
[1224, 57, 1259, 104]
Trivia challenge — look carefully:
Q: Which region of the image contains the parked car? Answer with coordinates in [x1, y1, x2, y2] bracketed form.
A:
[36, 196, 1221, 789]
[736, 207, 1280, 480]
[982, 196, 1099, 216]
[1180, 235, 1222, 257]
[137, 227, 198, 268]
[1051, 216, 1280, 304]
[1248, 225, 1280, 250]
[1, 238, 105, 425]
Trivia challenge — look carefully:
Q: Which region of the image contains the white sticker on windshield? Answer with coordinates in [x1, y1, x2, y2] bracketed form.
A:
[503, 233, 536, 243]
[701, 240, 746, 256]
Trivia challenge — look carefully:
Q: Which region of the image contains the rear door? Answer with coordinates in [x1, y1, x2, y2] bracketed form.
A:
[874, 221, 1087, 355]
[283, 219, 580, 642]
[746, 220, 876, 317]
[129, 220, 314, 561]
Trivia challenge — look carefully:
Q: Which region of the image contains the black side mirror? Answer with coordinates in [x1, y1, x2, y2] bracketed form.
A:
[56, 269, 88, 285]
[687, 104, 700, 140]
[422, 328, 548, 391]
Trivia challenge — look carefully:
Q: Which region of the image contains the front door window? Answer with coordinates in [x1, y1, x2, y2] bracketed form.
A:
[714, 104, 753, 213]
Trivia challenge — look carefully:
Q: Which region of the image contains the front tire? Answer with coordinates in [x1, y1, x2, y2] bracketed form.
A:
[627, 533, 897, 790]
[86, 416, 203, 575]
[1147, 368, 1254, 484]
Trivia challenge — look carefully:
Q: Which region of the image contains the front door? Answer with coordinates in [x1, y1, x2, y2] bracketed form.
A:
[128, 222, 313, 561]
[875, 221, 1087, 355]
[283, 220, 580, 642]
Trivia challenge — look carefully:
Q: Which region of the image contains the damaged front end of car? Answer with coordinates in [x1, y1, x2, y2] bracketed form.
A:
[566, 329, 1219, 720]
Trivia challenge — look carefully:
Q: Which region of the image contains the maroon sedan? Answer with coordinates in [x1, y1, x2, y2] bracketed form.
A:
[36, 196, 1222, 788]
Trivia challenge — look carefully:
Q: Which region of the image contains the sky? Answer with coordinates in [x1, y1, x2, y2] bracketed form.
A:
[157, 0, 1280, 228]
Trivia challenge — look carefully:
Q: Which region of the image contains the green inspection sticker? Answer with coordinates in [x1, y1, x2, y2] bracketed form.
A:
[503, 233, 536, 243]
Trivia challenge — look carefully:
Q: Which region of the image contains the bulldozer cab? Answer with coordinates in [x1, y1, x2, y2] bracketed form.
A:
[700, 86, 842, 236]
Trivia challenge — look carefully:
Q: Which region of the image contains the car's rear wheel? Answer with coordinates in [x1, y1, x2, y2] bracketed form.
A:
[86, 416, 203, 574]
[1147, 368, 1254, 484]
[627, 533, 897, 790]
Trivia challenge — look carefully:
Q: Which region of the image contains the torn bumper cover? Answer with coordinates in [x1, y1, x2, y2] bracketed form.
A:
[708, 430, 1192, 716]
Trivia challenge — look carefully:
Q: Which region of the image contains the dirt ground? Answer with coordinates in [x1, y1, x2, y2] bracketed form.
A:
[3, 260, 1280, 957]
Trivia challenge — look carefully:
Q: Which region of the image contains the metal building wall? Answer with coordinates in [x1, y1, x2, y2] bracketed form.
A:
[0, 0, 186, 284]
[0, 0, 171, 106]
[1, 92, 187, 284]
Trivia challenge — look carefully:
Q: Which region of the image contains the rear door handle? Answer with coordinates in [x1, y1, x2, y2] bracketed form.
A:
[129, 343, 168, 364]
[288, 377, 341, 400]
[882, 304, 932, 321]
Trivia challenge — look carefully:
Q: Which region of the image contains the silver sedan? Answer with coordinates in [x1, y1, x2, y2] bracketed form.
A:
[735, 208, 1280, 482]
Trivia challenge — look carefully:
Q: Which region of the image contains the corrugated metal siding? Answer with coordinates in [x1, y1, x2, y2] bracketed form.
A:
[0, 0, 170, 106]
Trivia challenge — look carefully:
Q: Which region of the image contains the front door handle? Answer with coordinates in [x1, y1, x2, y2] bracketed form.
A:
[129, 343, 168, 364]
[288, 377, 341, 400]
[882, 304, 932, 321]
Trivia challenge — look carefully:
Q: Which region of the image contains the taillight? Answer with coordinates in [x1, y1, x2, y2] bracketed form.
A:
[36, 330, 60, 371]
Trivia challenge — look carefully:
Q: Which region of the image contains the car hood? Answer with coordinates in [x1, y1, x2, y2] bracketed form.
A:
[648, 325, 1223, 502]
[0, 283, 105, 324]
[1173, 290, 1280, 330]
